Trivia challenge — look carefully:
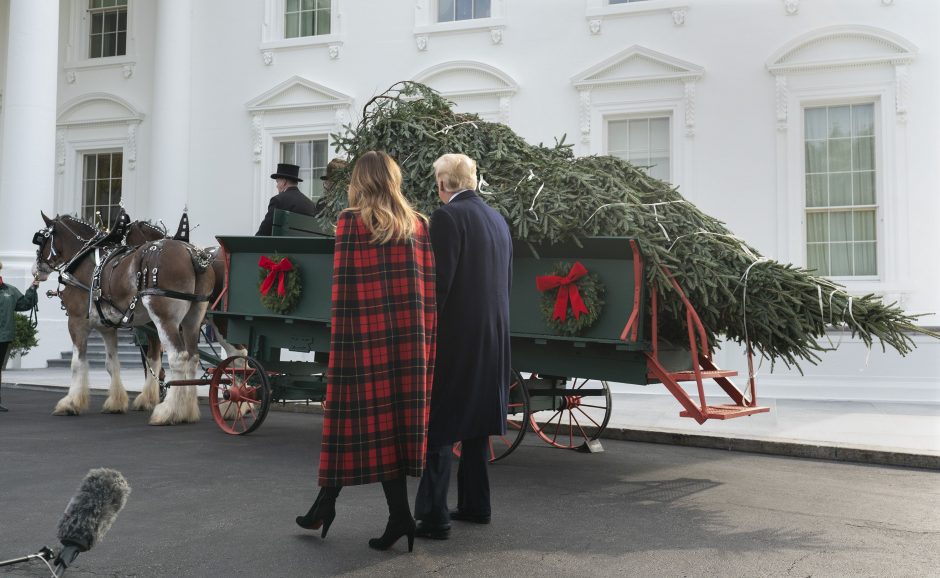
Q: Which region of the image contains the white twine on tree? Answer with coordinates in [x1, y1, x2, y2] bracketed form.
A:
[477, 175, 494, 195]
[738, 256, 771, 386]
[527, 183, 546, 221]
[434, 120, 479, 135]
[582, 199, 689, 228]
[652, 204, 670, 241]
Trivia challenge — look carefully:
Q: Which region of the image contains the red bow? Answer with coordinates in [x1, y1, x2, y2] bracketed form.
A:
[536, 262, 590, 321]
[259, 256, 293, 297]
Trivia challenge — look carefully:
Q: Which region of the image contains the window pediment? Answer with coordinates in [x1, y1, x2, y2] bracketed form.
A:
[246, 76, 352, 112]
[413, 61, 517, 98]
[57, 93, 143, 126]
[572, 45, 703, 89]
[767, 25, 916, 74]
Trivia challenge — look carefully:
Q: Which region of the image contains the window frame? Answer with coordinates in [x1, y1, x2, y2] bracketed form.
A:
[801, 101, 880, 281]
[605, 113, 672, 182]
[87, 0, 129, 59]
[65, 0, 136, 71]
[414, 0, 506, 39]
[261, 0, 342, 51]
[277, 136, 331, 200]
[80, 149, 125, 227]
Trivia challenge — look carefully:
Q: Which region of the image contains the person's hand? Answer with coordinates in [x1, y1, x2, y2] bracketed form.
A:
[32, 278, 41, 287]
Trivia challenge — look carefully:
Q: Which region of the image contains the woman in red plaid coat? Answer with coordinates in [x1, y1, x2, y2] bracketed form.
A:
[295, 151, 437, 553]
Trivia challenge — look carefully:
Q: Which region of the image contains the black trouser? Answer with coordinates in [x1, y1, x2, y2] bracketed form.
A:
[415, 435, 490, 526]
[0, 341, 9, 407]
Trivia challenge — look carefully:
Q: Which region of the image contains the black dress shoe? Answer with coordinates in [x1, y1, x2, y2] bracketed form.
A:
[414, 521, 450, 540]
[449, 509, 490, 524]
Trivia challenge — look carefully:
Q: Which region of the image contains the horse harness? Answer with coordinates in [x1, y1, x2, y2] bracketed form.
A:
[33, 219, 213, 329]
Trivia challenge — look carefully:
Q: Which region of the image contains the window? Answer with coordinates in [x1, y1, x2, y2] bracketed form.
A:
[607, 117, 670, 181]
[82, 152, 123, 227]
[280, 139, 328, 198]
[804, 103, 877, 277]
[438, 0, 491, 22]
[285, 0, 330, 38]
[88, 0, 127, 58]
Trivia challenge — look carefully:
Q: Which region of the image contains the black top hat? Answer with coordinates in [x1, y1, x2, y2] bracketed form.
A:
[270, 163, 303, 182]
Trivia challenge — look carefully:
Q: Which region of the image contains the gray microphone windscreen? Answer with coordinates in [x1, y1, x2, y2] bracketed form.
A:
[56, 468, 131, 551]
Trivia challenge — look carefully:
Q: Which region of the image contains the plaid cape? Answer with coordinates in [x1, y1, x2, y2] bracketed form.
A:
[318, 211, 437, 487]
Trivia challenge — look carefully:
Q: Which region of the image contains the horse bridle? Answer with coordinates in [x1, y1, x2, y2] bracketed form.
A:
[32, 218, 102, 277]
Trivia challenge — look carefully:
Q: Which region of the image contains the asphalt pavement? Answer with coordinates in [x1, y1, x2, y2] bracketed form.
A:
[1, 387, 938, 577]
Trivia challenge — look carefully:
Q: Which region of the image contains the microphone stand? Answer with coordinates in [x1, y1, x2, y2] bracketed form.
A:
[0, 546, 55, 569]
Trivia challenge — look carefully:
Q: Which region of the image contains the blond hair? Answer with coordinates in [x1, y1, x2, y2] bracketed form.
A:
[433, 153, 477, 193]
[346, 151, 426, 244]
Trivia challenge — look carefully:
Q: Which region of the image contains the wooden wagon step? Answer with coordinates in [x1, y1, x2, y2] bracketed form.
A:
[648, 369, 737, 382]
[679, 404, 769, 420]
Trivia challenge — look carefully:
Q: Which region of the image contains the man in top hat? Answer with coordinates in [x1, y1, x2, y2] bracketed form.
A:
[313, 158, 348, 213]
[255, 163, 319, 236]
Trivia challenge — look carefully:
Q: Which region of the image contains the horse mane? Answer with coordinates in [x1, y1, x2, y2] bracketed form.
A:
[61, 214, 100, 234]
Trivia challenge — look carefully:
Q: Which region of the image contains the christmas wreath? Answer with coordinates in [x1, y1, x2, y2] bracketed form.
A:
[536, 261, 605, 336]
[258, 254, 302, 315]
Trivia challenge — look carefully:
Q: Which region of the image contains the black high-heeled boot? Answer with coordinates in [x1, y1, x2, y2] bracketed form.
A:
[296, 486, 340, 538]
[369, 477, 415, 552]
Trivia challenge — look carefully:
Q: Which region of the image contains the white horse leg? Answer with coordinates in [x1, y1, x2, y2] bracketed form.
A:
[53, 318, 92, 415]
[148, 298, 199, 425]
[100, 328, 128, 413]
[133, 332, 162, 411]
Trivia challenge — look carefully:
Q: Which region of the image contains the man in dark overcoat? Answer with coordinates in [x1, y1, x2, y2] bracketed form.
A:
[414, 153, 513, 539]
[255, 163, 318, 236]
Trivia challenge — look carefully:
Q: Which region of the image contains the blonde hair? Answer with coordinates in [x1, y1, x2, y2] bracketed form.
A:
[433, 153, 477, 193]
[346, 151, 426, 244]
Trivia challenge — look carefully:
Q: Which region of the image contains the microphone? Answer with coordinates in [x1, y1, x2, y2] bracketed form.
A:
[54, 468, 131, 573]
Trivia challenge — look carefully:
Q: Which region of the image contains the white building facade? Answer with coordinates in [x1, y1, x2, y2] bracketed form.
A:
[1, 0, 937, 402]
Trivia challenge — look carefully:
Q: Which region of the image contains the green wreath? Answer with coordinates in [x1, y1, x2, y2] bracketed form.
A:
[538, 261, 606, 336]
[258, 253, 302, 315]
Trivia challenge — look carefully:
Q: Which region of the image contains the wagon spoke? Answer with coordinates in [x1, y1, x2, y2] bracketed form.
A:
[570, 411, 589, 442]
[575, 406, 601, 429]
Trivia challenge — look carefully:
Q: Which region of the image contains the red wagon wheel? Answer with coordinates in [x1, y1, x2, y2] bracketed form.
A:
[454, 369, 530, 462]
[209, 356, 272, 435]
[529, 378, 612, 450]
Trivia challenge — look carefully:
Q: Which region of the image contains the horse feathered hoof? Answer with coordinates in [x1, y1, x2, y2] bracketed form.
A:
[53, 396, 87, 416]
[102, 395, 128, 414]
[149, 401, 200, 426]
[132, 394, 156, 412]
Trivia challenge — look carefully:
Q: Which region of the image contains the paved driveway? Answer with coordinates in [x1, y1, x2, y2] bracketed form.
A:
[0, 387, 937, 577]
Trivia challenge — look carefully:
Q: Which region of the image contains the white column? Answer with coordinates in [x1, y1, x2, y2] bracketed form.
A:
[148, 0, 192, 223]
[0, 0, 59, 277]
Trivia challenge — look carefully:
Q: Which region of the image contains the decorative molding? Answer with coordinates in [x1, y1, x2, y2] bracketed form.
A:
[895, 63, 909, 123]
[683, 81, 695, 136]
[672, 8, 687, 26]
[413, 61, 518, 122]
[572, 45, 704, 90]
[262, 51, 274, 66]
[66, 71, 77, 84]
[122, 63, 134, 79]
[126, 121, 139, 169]
[246, 75, 353, 113]
[766, 25, 917, 74]
[251, 113, 263, 163]
[775, 75, 788, 131]
[784, 0, 799, 15]
[585, 0, 689, 30]
[579, 90, 591, 144]
[56, 129, 66, 174]
[490, 27, 503, 45]
[498, 96, 511, 125]
[334, 107, 350, 128]
[57, 93, 145, 127]
[328, 44, 341, 59]
[260, 0, 343, 54]
[416, 34, 428, 51]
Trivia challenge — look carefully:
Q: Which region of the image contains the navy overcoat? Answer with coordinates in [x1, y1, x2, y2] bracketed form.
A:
[427, 191, 512, 447]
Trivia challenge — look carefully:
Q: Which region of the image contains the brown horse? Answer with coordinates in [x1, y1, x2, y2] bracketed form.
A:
[125, 219, 245, 360]
[32, 213, 214, 425]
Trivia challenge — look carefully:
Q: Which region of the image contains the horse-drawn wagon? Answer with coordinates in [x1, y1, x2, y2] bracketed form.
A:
[196, 209, 768, 460]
